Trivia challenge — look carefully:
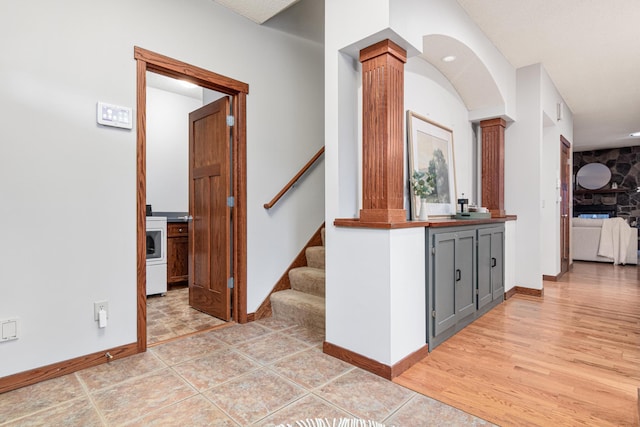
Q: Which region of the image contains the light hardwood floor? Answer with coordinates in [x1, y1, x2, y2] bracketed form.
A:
[395, 261, 640, 427]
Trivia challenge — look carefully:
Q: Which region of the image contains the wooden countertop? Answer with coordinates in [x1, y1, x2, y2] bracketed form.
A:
[334, 215, 517, 229]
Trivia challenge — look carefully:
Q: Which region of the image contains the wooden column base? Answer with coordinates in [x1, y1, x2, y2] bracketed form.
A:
[359, 208, 406, 223]
[490, 208, 506, 218]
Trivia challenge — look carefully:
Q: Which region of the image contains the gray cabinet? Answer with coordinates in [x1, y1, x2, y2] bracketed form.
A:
[426, 223, 505, 350]
[477, 226, 505, 315]
[432, 229, 476, 337]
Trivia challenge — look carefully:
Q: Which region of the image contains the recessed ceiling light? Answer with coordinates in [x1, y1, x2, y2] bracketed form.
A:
[630, 131, 640, 137]
[441, 55, 456, 63]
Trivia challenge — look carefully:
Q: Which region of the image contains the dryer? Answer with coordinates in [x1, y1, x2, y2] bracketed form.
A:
[146, 216, 167, 296]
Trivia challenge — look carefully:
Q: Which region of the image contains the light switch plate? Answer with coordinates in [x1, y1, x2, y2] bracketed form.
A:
[97, 102, 133, 129]
[1, 318, 18, 342]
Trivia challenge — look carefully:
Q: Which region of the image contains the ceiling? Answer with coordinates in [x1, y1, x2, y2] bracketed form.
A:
[454, 0, 640, 152]
[214, 0, 640, 152]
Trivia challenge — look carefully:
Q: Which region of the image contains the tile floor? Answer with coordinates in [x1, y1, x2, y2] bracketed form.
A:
[0, 318, 494, 426]
[147, 287, 226, 344]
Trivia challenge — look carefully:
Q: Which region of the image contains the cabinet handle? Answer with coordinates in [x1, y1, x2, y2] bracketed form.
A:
[179, 228, 184, 233]
[491, 257, 497, 268]
[455, 269, 461, 281]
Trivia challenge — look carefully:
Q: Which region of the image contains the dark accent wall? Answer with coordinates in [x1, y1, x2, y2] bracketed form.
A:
[574, 146, 640, 225]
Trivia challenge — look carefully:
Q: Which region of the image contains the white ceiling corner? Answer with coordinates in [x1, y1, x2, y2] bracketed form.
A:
[212, 0, 300, 24]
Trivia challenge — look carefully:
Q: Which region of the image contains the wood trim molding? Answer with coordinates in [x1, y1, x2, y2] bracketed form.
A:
[515, 286, 544, 297]
[359, 39, 407, 223]
[0, 342, 138, 394]
[136, 58, 148, 352]
[323, 341, 429, 380]
[390, 344, 430, 378]
[543, 274, 559, 282]
[480, 118, 506, 218]
[253, 224, 325, 320]
[504, 287, 517, 300]
[234, 91, 248, 323]
[134, 47, 248, 94]
[135, 47, 250, 336]
[505, 286, 544, 299]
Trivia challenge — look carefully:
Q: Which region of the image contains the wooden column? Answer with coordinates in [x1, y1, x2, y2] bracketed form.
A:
[480, 118, 506, 217]
[359, 39, 407, 223]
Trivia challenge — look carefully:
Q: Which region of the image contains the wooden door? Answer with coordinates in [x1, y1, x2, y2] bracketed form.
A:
[188, 97, 232, 321]
[560, 137, 571, 275]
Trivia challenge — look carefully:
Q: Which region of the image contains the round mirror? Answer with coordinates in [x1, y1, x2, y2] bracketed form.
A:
[576, 163, 611, 190]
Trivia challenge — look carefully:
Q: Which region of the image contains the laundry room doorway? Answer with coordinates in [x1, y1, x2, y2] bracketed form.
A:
[134, 47, 249, 352]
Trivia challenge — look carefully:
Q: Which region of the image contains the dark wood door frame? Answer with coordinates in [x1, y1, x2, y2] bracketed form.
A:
[135, 47, 249, 353]
[560, 135, 571, 276]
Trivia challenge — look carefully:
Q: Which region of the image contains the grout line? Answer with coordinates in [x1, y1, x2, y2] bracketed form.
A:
[75, 372, 110, 427]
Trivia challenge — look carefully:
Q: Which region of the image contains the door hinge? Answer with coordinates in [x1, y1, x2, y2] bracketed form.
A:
[227, 277, 234, 289]
[226, 115, 235, 127]
[227, 196, 235, 207]
[476, 289, 479, 295]
[431, 310, 436, 318]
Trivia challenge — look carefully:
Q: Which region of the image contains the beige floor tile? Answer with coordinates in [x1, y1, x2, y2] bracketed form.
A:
[0, 374, 85, 423]
[253, 394, 353, 427]
[123, 395, 239, 427]
[235, 332, 312, 365]
[280, 325, 325, 346]
[253, 317, 296, 331]
[270, 348, 354, 390]
[147, 287, 227, 344]
[151, 331, 228, 366]
[173, 348, 260, 391]
[209, 323, 271, 346]
[204, 369, 306, 425]
[384, 394, 495, 426]
[76, 351, 166, 392]
[315, 369, 414, 422]
[2, 397, 103, 427]
[91, 368, 196, 425]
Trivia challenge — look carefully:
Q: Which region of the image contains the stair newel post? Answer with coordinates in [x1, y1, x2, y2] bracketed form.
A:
[359, 39, 407, 223]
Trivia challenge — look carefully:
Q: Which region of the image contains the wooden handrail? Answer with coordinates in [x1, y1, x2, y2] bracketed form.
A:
[264, 146, 325, 209]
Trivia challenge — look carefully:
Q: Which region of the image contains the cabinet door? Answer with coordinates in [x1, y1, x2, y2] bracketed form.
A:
[491, 228, 505, 299]
[477, 228, 493, 310]
[455, 230, 476, 321]
[433, 232, 457, 336]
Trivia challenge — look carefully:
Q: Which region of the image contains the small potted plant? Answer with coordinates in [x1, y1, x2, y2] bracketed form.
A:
[411, 170, 434, 220]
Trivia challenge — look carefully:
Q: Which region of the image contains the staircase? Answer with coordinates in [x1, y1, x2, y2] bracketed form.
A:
[270, 228, 325, 333]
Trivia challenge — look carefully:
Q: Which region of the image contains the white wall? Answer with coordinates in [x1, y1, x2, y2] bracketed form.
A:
[325, 0, 518, 366]
[146, 87, 202, 212]
[0, 0, 324, 377]
[540, 70, 574, 276]
[390, 0, 517, 122]
[405, 57, 475, 205]
[505, 64, 574, 287]
[505, 65, 543, 290]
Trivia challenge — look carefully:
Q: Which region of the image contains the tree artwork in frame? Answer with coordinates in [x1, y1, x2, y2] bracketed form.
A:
[407, 111, 457, 219]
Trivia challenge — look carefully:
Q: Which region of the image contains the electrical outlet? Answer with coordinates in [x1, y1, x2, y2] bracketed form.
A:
[94, 301, 108, 321]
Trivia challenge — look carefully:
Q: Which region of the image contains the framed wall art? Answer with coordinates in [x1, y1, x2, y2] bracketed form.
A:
[407, 110, 457, 218]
